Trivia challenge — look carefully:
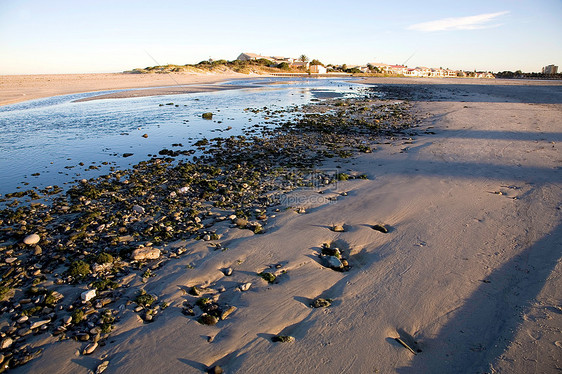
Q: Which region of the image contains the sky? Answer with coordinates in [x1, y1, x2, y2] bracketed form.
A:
[0, 0, 561, 74]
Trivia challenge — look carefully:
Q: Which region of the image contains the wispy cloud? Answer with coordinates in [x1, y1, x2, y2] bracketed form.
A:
[408, 11, 509, 32]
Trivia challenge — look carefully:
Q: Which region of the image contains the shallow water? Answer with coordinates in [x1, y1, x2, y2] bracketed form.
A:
[0, 78, 367, 195]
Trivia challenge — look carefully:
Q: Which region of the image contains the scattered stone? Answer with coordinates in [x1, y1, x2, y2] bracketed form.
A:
[131, 247, 161, 261]
[17, 315, 29, 324]
[202, 112, 213, 120]
[95, 360, 110, 374]
[83, 342, 98, 355]
[311, 298, 332, 308]
[220, 306, 237, 320]
[239, 282, 252, 292]
[29, 319, 50, 330]
[222, 267, 233, 276]
[258, 272, 276, 284]
[1, 337, 13, 349]
[132, 205, 145, 214]
[5, 257, 18, 264]
[23, 233, 40, 245]
[198, 313, 218, 325]
[188, 286, 201, 296]
[81, 289, 96, 302]
[372, 224, 389, 233]
[322, 255, 343, 270]
[271, 335, 294, 343]
[142, 133, 148, 138]
[207, 365, 223, 374]
[331, 225, 345, 232]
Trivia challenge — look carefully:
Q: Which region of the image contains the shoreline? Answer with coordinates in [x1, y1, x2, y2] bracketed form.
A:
[1, 80, 561, 373]
[0, 72, 256, 107]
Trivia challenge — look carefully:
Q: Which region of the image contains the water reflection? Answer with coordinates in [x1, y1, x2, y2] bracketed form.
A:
[0, 78, 366, 195]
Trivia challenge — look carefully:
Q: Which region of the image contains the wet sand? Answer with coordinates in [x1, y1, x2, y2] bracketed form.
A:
[0, 72, 252, 106]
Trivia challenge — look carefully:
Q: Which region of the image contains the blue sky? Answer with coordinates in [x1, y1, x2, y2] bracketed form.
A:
[0, 0, 560, 74]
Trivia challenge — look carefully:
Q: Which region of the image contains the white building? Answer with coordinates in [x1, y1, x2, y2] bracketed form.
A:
[310, 65, 327, 74]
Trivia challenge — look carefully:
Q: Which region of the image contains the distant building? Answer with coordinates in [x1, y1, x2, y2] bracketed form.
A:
[237, 53, 270, 61]
[542, 64, 559, 74]
[290, 61, 310, 69]
[310, 64, 327, 74]
[237, 53, 294, 65]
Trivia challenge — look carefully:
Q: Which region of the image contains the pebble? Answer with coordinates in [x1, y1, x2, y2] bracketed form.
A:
[220, 306, 237, 320]
[23, 233, 40, 245]
[1, 337, 13, 349]
[331, 225, 345, 232]
[131, 247, 161, 261]
[17, 315, 29, 324]
[323, 255, 343, 269]
[239, 282, 252, 292]
[372, 224, 389, 233]
[132, 205, 145, 214]
[208, 365, 223, 374]
[81, 289, 96, 302]
[223, 267, 233, 276]
[5, 257, 18, 264]
[311, 298, 332, 308]
[96, 360, 110, 374]
[83, 342, 98, 355]
[29, 319, 50, 330]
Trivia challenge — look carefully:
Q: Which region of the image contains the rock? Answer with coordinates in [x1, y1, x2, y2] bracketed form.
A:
[5, 257, 18, 264]
[1, 337, 13, 349]
[203, 234, 211, 241]
[331, 225, 345, 232]
[207, 365, 223, 374]
[222, 267, 233, 276]
[96, 360, 110, 374]
[132, 205, 145, 214]
[271, 335, 294, 343]
[202, 112, 213, 120]
[142, 133, 148, 138]
[239, 282, 252, 292]
[29, 319, 50, 330]
[34, 246, 42, 255]
[188, 286, 201, 296]
[311, 298, 332, 308]
[83, 342, 98, 355]
[198, 313, 218, 325]
[220, 306, 237, 320]
[63, 315, 72, 325]
[372, 224, 389, 233]
[118, 235, 134, 242]
[131, 247, 161, 261]
[322, 255, 343, 270]
[17, 315, 29, 324]
[23, 233, 40, 245]
[81, 289, 96, 302]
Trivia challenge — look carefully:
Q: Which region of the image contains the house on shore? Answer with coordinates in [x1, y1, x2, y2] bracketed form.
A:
[290, 61, 310, 69]
[310, 64, 327, 74]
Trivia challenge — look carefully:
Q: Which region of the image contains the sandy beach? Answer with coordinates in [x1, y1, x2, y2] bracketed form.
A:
[2, 78, 561, 374]
[0, 72, 252, 106]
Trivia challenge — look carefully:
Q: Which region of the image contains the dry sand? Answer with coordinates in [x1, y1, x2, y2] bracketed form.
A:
[0, 72, 252, 106]
[11, 78, 562, 373]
